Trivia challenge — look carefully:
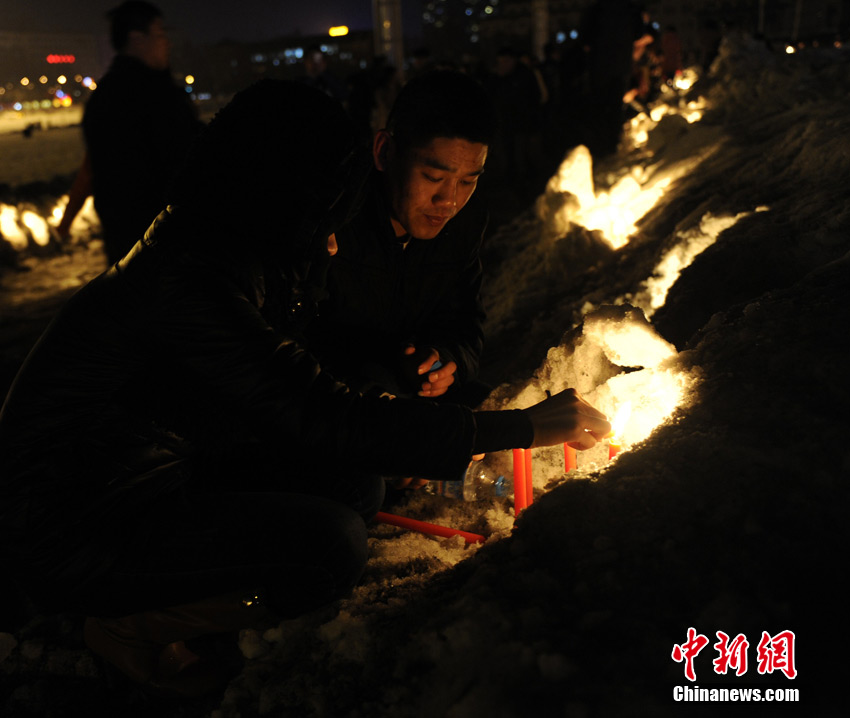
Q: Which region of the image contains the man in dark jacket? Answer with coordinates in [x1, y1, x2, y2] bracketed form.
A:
[307, 71, 493, 408]
[80, 1, 202, 264]
[0, 81, 610, 695]
[580, 0, 647, 158]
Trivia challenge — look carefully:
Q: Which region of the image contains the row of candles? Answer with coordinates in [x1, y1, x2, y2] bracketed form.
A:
[379, 404, 629, 542]
[512, 435, 622, 514]
[378, 433, 624, 544]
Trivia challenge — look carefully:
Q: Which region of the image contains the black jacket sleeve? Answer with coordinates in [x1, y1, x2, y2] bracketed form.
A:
[127, 246, 484, 481]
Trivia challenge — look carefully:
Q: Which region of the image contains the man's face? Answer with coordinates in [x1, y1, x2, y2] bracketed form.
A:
[130, 17, 170, 71]
[375, 133, 487, 240]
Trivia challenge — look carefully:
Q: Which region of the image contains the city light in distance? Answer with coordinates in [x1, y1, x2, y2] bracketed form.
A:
[329, 26, 349, 37]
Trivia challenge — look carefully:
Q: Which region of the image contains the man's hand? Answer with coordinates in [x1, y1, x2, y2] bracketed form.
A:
[523, 389, 611, 449]
[403, 345, 457, 398]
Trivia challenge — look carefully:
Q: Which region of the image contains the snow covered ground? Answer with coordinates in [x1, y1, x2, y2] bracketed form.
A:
[1, 32, 848, 717]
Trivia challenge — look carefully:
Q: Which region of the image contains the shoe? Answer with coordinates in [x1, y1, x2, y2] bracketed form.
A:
[84, 590, 278, 697]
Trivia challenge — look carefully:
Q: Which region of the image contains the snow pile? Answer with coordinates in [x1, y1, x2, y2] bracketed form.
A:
[0, 121, 86, 189]
[478, 304, 694, 485]
[208, 33, 850, 717]
[0, 107, 83, 137]
[2, 32, 849, 718]
[537, 145, 679, 250]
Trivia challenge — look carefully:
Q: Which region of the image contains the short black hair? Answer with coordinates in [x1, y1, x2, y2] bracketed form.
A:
[168, 80, 361, 253]
[107, 1, 162, 52]
[385, 70, 494, 153]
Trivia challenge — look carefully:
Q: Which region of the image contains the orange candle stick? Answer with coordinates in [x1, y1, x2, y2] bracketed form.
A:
[608, 437, 622, 460]
[564, 443, 577, 473]
[524, 447, 534, 506]
[375, 511, 485, 544]
[512, 448, 527, 514]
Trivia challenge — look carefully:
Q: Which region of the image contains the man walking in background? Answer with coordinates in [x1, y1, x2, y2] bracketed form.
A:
[58, 1, 202, 264]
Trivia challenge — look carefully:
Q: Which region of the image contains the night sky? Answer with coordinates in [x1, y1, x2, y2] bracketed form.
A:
[4, 0, 402, 43]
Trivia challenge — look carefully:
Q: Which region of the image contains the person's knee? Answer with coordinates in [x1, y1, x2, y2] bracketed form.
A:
[261, 502, 369, 618]
[356, 473, 385, 522]
[329, 504, 369, 592]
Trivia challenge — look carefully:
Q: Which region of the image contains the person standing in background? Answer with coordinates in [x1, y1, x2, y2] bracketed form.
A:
[57, 1, 202, 265]
[579, 0, 646, 158]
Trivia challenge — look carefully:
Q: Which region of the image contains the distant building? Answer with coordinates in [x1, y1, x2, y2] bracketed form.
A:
[0, 28, 379, 116]
[419, 0, 850, 68]
[0, 31, 102, 107]
[176, 30, 376, 103]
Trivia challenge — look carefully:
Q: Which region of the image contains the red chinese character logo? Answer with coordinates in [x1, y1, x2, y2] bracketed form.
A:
[713, 631, 749, 676]
[756, 630, 797, 679]
[672, 627, 709, 681]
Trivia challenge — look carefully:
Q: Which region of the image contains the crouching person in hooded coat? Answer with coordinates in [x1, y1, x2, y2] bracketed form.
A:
[0, 80, 611, 697]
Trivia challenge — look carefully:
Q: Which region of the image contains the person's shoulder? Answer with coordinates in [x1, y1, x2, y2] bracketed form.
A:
[86, 57, 141, 102]
[336, 175, 389, 247]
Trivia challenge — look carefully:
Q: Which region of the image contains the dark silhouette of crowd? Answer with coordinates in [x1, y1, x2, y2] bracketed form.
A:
[317, 1, 686, 215]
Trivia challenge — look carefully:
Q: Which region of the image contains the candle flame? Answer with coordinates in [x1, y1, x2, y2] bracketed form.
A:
[609, 402, 632, 445]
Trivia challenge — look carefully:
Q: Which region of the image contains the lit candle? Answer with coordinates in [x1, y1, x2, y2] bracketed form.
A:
[375, 512, 485, 544]
[524, 448, 534, 506]
[513, 448, 527, 514]
[607, 402, 631, 461]
[564, 443, 577, 473]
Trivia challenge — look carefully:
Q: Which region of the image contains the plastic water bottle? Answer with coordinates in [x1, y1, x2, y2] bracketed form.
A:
[428, 476, 465, 499]
[462, 458, 507, 501]
[428, 459, 506, 501]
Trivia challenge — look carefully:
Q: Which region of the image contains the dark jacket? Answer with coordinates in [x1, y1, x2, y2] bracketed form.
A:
[0, 209, 528, 583]
[83, 55, 202, 263]
[306, 174, 487, 397]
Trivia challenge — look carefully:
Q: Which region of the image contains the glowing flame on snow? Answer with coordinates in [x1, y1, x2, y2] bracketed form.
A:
[600, 365, 691, 449]
[545, 146, 673, 249]
[608, 401, 632, 449]
[650, 105, 668, 122]
[48, 195, 99, 237]
[588, 311, 692, 449]
[684, 100, 705, 124]
[674, 68, 698, 91]
[628, 208, 767, 317]
[533, 305, 693, 457]
[586, 311, 690, 450]
[21, 210, 51, 246]
[579, 174, 672, 249]
[628, 79, 706, 150]
[547, 144, 595, 208]
[572, 306, 694, 447]
[0, 205, 28, 250]
[583, 307, 677, 369]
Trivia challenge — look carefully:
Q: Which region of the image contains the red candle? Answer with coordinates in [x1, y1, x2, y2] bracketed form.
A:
[608, 438, 622, 460]
[564, 443, 577, 473]
[375, 511, 486, 544]
[513, 448, 527, 514]
[524, 448, 534, 506]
